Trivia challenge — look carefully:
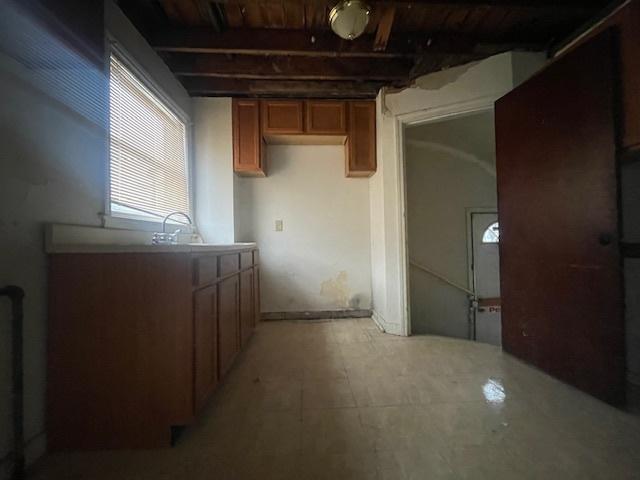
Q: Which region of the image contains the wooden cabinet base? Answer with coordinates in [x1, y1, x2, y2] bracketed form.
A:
[48, 248, 259, 451]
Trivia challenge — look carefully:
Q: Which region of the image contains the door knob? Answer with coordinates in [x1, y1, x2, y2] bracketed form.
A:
[598, 234, 613, 246]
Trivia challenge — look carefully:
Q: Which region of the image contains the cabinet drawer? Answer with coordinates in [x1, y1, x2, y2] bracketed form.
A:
[240, 251, 253, 270]
[194, 255, 218, 286]
[219, 253, 240, 277]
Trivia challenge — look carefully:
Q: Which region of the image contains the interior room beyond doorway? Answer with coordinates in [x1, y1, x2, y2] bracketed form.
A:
[406, 110, 499, 344]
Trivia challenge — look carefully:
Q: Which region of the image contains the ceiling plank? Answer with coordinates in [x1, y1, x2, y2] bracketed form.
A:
[213, 0, 605, 10]
[166, 53, 412, 80]
[153, 27, 420, 58]
[152, 27, 543, 58]
[180, 77, 384, 98]
[374, 6, 396, 51]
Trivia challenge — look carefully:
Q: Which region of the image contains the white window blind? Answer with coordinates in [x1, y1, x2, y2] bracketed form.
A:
[109, 53, 189, 220]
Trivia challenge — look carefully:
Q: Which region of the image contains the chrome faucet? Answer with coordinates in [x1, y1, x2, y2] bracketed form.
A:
[152, 211, 193, 245]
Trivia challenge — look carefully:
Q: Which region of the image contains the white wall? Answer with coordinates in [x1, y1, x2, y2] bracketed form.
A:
[0, 1, 190, 471]
[370, 51, 546, 336]
[235, 145, 372, 313]
[193, 98, 235, 244]
[406, 112, 497, 336]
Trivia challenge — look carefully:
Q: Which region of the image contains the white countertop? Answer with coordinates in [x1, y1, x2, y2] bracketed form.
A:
[47, 242, 257, 254]
[45, 223, 256, 254]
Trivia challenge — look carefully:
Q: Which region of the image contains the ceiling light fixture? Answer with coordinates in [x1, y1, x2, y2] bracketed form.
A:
[329, 0, 371, 41]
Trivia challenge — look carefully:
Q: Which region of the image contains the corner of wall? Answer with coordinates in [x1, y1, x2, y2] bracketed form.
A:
[193, 97, 235, 244]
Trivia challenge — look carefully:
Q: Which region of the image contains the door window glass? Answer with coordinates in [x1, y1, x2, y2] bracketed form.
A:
[482, 222, 500, 243]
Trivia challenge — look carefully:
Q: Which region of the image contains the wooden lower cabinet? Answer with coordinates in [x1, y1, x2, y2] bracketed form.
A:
[240, 268, 255, 346]
[194, 285, 218, 411]
[48, 247, 259, 450]
[254, 265, 261, 325]
[218, 274, 240, 377]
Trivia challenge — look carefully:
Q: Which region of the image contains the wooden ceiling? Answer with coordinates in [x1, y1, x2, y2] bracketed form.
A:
[117, 0, 614, 98]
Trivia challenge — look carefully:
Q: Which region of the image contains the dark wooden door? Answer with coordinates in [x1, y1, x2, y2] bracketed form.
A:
[495, 30, 625, 405]
[218, 275, 240, 377]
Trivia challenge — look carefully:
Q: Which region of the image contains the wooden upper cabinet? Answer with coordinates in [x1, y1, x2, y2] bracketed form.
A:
[305, 101, 346, 135]
[346, 101, 376, 177]
[233, 99, 265, 176]
[233, 98, 377, 177]
[261, 100, 304, 134]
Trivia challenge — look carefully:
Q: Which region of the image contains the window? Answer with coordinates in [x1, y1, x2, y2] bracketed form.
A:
[108, 53, 189, 222]
[482, 222, 500, 243]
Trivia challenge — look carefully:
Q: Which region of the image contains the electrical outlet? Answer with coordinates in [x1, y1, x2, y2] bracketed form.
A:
[275, 219, 283, 232]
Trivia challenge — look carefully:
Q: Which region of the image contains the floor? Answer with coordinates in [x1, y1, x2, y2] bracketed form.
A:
[32, 318, 640, 479]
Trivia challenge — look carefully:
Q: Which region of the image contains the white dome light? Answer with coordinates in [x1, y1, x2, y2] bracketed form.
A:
[329, 1, 371, 41]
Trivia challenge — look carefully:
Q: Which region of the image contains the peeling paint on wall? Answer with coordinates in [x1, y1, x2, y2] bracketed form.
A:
[320, 271, 351, 308]
[413, 62, 479, 91]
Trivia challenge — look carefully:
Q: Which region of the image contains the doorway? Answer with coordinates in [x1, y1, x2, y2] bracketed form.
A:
[469, 211, 501, 346]
[405, 110, 497, 340]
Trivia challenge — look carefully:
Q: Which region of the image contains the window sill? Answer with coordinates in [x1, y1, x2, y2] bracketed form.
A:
[101, 213, 195, 234]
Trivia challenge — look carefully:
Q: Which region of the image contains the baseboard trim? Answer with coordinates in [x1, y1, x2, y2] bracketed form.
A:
[261, 310, 372, 321]
[371, 310, 405, 336]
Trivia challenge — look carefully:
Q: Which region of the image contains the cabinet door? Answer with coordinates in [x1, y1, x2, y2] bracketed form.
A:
[194, 286, 218, 411]
[261, 100, 304, 134]
[306, 101, 346, 134]
[218, 275, 240, 377]
[233, 99, 265, 176]
[240, 269, 254, 347]
[254, 265, 261, 325]
[346, 101, 376, 177]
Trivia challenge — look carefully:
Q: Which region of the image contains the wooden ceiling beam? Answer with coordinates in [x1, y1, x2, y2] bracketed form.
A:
[166, 53, 412, 80]
[373, 6, 395, 52]
[213, 0, 606, 10]
[153, 28, 419, 58]
[180, 77, 385, 98]
[153, 27, 544, 58]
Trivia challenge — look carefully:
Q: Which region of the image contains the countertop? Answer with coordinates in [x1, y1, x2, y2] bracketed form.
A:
[46, 242, 257, 254]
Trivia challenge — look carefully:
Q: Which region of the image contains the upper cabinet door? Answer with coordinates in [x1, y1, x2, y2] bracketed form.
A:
[233, 99, 265, 176]
[346, 101, 376, 177]
[305, 101, 346, 135]
[261, 100, 304, 135]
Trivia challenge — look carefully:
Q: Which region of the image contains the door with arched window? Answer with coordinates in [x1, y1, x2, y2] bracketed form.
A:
[471, 212, 501, 345]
